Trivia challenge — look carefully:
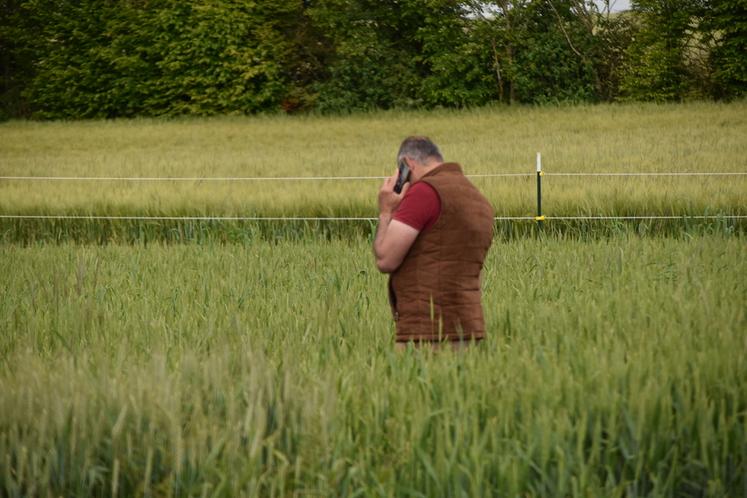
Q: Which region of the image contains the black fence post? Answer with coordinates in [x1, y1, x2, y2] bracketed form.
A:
[536, 152, 545, 231]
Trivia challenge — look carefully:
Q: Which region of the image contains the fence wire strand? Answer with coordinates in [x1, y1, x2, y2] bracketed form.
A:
[2, 168, 744, 222]
[1, 214, 744, 222]
[1, 171, 745, 182]
[545, 172, 747, 177]
[0, 173, 532, 182]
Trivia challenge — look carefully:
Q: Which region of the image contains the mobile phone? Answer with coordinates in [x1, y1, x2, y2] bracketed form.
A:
[394, 159, 410, 194]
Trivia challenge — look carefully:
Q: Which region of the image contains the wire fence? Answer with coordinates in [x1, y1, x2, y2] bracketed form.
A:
[1, 214, 745, 222]
[1, 171, 746, 182]
[1, 160, 745, 222]
[544, 172, 747, 177]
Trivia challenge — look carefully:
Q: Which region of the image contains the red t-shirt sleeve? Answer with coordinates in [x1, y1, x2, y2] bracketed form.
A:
[392, 182, 441, 232]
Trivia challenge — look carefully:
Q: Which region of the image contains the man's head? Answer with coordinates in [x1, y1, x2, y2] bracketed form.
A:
[397, 136, 443, 182]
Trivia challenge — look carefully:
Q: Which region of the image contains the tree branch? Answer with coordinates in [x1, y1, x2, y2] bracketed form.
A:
[548, 0, 584, 59]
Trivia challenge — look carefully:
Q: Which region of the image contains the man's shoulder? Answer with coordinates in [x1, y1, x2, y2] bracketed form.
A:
[407, 181, 438, 197]
[394, 181, 441, 231]
[402, 181, 440, 211]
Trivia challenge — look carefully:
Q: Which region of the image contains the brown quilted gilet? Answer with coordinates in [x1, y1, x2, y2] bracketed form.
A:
[389, 163, 494, 342]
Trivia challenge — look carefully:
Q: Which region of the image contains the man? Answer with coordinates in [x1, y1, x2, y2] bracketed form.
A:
[373, 136, 494, 348]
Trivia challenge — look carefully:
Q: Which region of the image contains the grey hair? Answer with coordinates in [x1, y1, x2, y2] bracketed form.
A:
[397, 136, 443, 164]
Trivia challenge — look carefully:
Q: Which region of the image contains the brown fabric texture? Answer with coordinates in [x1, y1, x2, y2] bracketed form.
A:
[389, 162, 494, 342]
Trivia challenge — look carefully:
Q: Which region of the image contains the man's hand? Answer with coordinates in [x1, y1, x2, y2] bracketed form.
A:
[373, 171, 419, 273]
[378, 170, 410, 216]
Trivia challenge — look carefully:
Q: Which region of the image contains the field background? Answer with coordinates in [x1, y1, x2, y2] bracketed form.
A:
[1, 103, 746, 497]
[1, 102, 745, 222]
[2, 237, 745, 497]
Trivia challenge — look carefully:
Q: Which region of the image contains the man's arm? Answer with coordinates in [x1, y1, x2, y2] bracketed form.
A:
[374, 216, 419, 273]
[373, 173, 420, 273]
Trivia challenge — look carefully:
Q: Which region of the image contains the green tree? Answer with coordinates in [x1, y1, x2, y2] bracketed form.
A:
[620, 0, 708, 101]
[142, 1, 286, 116]
[474, 1, 607, 104]
[0, 0, 43, 118]
[416, 0, 498, 107]
[706, 0, 747, 98]
[8, 0, 737, 118]
[20, 0, 153, 118]
[547, 0, 636, 101]
[308, 0, 424, 112]
[18, 0, 315, 118]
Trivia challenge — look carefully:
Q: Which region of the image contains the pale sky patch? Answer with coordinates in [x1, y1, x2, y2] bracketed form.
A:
[596, 0, 632, 12]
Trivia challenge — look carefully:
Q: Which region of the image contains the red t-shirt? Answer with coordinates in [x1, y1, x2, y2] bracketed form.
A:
[393, 182, 441, 232]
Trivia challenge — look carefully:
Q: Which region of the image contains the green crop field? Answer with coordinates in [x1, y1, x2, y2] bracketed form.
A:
[1, 103, 746, 497]
[1, 102, 745, 221]
[2, 237, 745, 497]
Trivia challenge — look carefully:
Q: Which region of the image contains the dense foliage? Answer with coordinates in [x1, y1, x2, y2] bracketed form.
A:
[1, 0, 745, 119]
